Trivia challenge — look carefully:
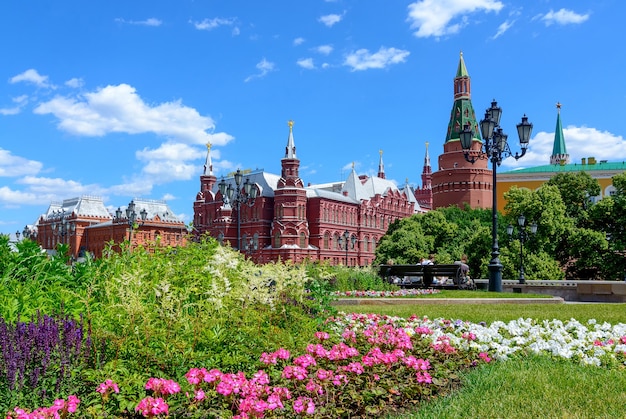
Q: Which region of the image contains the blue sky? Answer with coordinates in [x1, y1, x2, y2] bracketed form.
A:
[1, 0, 625, 235]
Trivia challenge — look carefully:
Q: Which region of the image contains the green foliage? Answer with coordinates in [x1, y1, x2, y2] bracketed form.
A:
[546, 171, 601, 226]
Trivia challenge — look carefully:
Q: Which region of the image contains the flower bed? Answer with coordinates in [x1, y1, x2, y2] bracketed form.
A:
[332, 289, 441, 298]
[7, 313, 626, 418]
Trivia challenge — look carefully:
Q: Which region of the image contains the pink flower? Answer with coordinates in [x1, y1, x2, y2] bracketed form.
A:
[293, 396, 315, 415]
[479, 352, 492, 363]
[620, 336, 626, 344]
[145, 378, 181, 397]
[314, 331, 330, 341]
[66, 395, 80, 413]
[96, 379, 120, 395]
[416, 371, 432, 384]
[194, 389, 206, 401]
[136, 396, 169, 417]
[294, 354, 317, 368]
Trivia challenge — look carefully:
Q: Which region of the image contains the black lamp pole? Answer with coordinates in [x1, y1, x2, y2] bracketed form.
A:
[507, 214, 538, 284]
[338, 229, 356, 266]
[115, 200, 148, 248]
[218, 169, 258, 250]
[460, 100, 533, 292]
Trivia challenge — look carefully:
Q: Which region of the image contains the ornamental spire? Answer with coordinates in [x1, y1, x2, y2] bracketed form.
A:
[285, 120, 297, 159]
[550, 102, 570, 165]
[377, 149, 385, 179]
[203, 142, 213, 175]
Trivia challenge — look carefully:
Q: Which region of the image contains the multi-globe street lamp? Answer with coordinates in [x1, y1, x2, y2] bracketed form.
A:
[218, 169, 258, 251]
[507, 214, 538, 284]
[51, 210, 75, 245]
[460, 99, 533, 292]
[22, 225, 37, 240]
[114, 200, 148, 245]
[337, 229, 357, 266]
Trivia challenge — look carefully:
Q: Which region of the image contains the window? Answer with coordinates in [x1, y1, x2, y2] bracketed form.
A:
[300, 232, 306, 248]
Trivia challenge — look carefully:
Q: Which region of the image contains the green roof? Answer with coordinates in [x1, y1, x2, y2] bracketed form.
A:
[501, 161, 626, 175]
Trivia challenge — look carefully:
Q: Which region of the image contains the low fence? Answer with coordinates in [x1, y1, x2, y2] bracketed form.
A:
[474, 279, 626, 302]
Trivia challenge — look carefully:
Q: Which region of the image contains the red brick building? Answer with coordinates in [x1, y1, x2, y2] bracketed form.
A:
[193, 122, 422, 266]
[431, 52, 492, 209]
[34, 196, 188, 259]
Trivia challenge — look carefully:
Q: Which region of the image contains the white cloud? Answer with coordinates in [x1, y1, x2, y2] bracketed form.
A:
[115, 18, 162, 26]
[492, 20, 514, 39]
[541, 9, 589, 26]
[297, 58, 315, 70]
[161, 193, 176, 201]
[10, 69, 53, 88]
[65, 78, 84, 88]
[33, 83, 224, 145]
[319, 13, 343, 27]
[407, 0, 503, 38]
[192, 17, 237, 31]
[136, 142, 200, 162]
[244, 58, 276, 82]
[18, 175, 107, 197]
[314, 45, 333, 55]
[501, 126, 626, 170]
[0, 187, 41, 206]
[343, 47, 410, 71]
[293, 37, 305, 46]
[0, 149, 43, 177]
[0, 95, 28, 115]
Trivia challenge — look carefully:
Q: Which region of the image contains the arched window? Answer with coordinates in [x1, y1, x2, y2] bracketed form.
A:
[300, 232, 306, 248]
[324, 232, 329, 249]
[274, 232, 281, 248]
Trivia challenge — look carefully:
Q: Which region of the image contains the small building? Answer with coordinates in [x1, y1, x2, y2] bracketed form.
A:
[33, 196, 188, 259]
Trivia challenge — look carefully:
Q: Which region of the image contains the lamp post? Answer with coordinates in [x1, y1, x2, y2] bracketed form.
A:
[218, 169, 258, 250]
[114, 200, 148, 246]
[243, 235, 258, 258]
[51, 210, 75, 245]
[507, 214, 537, 284]
[337, 229, 357, 266]
[22, 226, 37, 240]
[460, 99, 533, 292]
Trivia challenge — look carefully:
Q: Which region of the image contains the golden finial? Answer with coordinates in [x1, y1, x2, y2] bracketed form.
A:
[206, 142, 211, 150]
[460, 50, 463, 58]
[425, 141, 429, 148]
[352, 161, 355, 169]
[405, 177, 409, 184]
[288, 120, 294, 131]
[379, 149, 383, 156]
[556, 102, 562, 113]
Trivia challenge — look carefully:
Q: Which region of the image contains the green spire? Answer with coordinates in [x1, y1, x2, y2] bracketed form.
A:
[456, 51, 469, 78]
[445, 52, 479, 143]
[550, 102, 570, 165]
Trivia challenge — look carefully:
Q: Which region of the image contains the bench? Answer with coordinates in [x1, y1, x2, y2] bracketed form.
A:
[379, 264, 476, 290]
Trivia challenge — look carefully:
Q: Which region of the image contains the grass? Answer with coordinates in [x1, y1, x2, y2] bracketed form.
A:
[343, 302, 626, 324]
[344, 303, 626, 418]
[390, 356, 626, 419]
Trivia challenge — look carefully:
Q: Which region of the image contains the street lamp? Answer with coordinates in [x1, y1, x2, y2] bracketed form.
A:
[218, 169, 258, 250]
[22, 226, 37, 240]
[507, 214, 537, 284]
[51, 210, 75, 245]
[337, 229, 357, 266]
[460, 99, 533, 292]
[114, 200, 148, 245]
[243, 234, 258, 257]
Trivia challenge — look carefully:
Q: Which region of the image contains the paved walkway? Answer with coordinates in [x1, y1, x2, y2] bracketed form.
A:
[334, 296, 565, 305]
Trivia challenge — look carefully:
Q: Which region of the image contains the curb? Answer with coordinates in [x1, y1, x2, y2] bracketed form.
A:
[333, 297, 565, 305]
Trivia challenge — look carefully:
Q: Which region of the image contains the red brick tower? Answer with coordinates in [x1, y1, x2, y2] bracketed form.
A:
[413, 142, 433, 210]
[269, 121, 311, 260]
[432, 52, 492, 209]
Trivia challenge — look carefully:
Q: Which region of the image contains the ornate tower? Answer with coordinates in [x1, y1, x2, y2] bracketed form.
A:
[431, 52, 492, 209]
[550, 102, 570, 165]
[270, 121, 309, 249]
[193, 142, 218, 232]
[377, 149, 385, 179]
[413, 142, 433, 209]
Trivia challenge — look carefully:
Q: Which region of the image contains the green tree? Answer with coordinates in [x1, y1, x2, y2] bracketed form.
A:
[546, 172, 600, 227]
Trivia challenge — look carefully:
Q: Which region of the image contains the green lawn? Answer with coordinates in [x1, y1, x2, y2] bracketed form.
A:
[345, 303, 626, 418]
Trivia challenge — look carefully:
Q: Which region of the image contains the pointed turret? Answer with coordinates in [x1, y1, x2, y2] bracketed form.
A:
[550, 102, 570, 165]
[285, 120, 297, 158]
[377, 149, 385, 179]
[445, 51, 480, 143]
[203, 142, 213, 175]
[421, 142, 432, 190]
